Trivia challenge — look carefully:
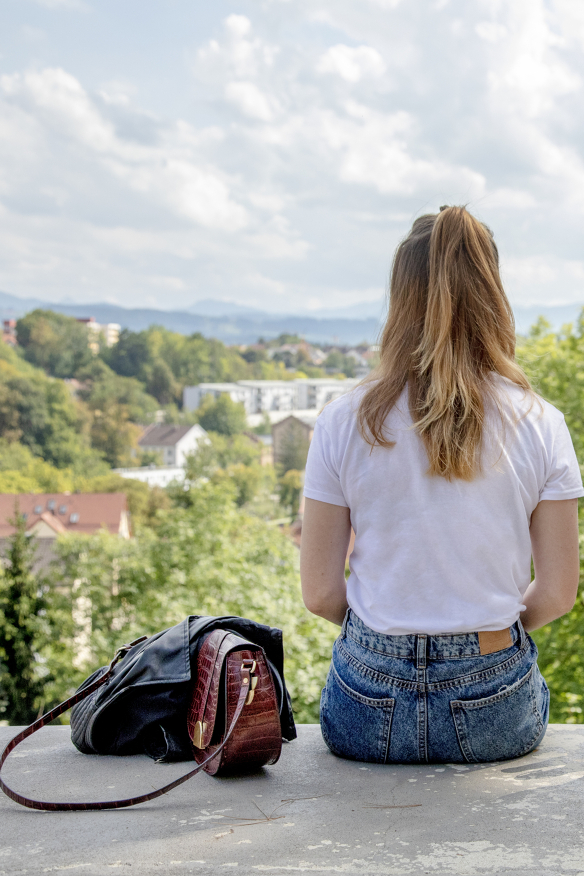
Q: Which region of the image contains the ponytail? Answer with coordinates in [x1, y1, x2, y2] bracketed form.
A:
[357, 206, 532, 480]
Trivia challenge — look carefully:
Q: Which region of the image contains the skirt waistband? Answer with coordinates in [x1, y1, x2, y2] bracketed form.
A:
[343, 610, 523, 661]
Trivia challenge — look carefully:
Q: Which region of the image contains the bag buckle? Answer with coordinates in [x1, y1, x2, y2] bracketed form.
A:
[192, 720, 207, 749]
[241, 659, 258, 705]
[108, 636, 149, 672]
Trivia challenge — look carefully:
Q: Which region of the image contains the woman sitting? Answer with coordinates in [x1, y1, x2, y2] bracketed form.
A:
[300, 205, 583, 764]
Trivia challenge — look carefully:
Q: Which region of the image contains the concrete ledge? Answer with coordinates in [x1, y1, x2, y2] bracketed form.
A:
[1, 725, 584, 875]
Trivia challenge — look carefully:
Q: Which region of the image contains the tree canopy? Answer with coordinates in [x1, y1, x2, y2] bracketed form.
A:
[16, 310, 94, 378]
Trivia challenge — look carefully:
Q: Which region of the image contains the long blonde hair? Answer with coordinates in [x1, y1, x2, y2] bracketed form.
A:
[358, 205, 533, 481]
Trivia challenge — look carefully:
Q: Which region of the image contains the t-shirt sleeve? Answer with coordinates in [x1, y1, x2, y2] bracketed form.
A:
[303, 419, 348, 507]
[539, 416, 584, 501]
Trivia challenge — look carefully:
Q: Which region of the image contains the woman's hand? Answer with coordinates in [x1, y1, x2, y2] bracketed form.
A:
[300, 497, 352, 626]
[522, 498, 580, 632]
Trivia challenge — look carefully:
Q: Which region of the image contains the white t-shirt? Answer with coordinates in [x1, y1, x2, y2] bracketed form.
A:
[303, 376, 584, 635]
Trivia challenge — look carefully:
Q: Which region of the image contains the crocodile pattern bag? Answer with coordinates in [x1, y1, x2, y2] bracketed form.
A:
[188, 630, 282, 775]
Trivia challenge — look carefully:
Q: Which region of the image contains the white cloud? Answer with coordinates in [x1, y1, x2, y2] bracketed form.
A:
[31, 0, 89, 10]
[502, 256, 584, 306]
[1, 1, 584, 314]
[225, 81, 278, 121]
[313, 102, 485, 197]
[317, 45, 386, 82]
[475, 22, 508, 42]
[481, 188, 538, 210]
[1, 68, 248, 232]
[554, 0, 584, 48]
[196, 15, 279, 84]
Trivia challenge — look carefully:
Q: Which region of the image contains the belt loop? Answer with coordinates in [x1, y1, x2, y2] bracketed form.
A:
[416, 634, 427, 669]
[517, 618, 527, 650]
[340, 608, 351, 639]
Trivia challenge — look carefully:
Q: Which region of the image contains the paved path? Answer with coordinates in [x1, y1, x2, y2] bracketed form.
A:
[1, 724, 584, 875]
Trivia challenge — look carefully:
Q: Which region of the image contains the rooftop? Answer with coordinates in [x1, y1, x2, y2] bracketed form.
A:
[139, 424, 202, 447]
[273, 412, 319, 428]
[0, 493, 128, 538]
[1, 724, 582, 875]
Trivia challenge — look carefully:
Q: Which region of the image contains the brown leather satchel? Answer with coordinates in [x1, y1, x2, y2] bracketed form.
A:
[188, 630, 282, 776]
[0, 630, 282, 811]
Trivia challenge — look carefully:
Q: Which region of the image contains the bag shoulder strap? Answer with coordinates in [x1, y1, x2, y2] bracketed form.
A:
[0, 636, 256, 811]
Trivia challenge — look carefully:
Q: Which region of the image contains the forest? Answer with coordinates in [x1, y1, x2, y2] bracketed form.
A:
[2, 308, 584, 725]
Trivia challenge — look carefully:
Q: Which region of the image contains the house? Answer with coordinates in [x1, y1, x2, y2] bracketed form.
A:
[138, 423, 207, 467]
[0, 493, 131, 540]
[2, 319, 17, 347]
[272, 413, 318, 469]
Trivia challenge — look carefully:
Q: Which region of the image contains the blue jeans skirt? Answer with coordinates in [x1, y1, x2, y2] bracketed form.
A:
[320, 610, 549, 764]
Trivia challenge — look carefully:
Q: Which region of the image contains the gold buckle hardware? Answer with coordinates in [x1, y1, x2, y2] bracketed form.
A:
[242, 660, 258, 705]
[192, 720, 207, 749]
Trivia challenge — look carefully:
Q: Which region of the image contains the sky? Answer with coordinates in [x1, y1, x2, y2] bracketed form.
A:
[0, 0, 583, 315]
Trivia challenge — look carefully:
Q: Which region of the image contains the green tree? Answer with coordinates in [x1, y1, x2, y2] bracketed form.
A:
[74, 359, 158, 468]
[212, 462, 266, 507]
[277, 420, 310, 474]
[517, 314, 584, 461]
[279, 469, 303, 517]
[16, 310, 94, 378]
[103, 328, 152, 379]
[0, 440, 75, 493]
[0, 372, 104, 474]
[197, 395, 247, 436]
[253, 413, 272, 436]
[0, 508, 46, 724]
[324, 350, 355, 378]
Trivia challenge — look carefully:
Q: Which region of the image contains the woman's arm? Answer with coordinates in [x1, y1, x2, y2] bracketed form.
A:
[522, 498, 580, 632]
[300, 497, 352, 626]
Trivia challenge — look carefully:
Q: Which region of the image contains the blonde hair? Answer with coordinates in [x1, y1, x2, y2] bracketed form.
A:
[358, 206, 533, 481]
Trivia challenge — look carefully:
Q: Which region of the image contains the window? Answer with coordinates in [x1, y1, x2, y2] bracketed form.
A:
[47, 499, 56, 510]
[70, 513, 80, 524]
[34, 505, 42, 514]
[59, 505, 67, 515]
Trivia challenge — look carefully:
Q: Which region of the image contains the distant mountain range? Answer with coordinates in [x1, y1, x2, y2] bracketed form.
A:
[0, 290, 581, 346]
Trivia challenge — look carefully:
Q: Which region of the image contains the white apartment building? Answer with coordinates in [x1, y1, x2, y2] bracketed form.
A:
[183, 378, 359, 415]
[183, 383, 252, 412]
[76, 317, 121, 351]
[237, 380, 299, 414]
[294, 378, 360, 410]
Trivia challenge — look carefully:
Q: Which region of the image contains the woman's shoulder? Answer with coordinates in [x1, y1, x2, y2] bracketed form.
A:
[489, 374, 565, 430]
[316, 384, 366, 431]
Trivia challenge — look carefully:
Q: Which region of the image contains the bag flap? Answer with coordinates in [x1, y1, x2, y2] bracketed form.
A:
[189, 632, 262, 750]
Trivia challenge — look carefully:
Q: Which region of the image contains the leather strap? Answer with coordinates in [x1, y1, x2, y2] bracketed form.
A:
[0, 636, 254, 811]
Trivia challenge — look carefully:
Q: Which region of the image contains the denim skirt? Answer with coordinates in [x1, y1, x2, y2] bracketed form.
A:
[320, 610, 549, 764]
